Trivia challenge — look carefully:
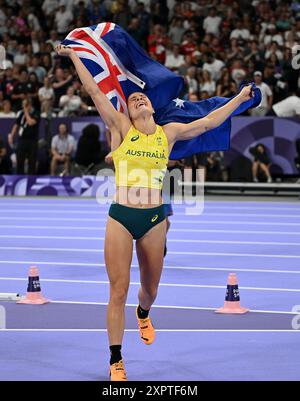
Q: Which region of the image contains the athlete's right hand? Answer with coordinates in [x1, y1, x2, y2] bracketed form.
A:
[55, 44, 75, 57]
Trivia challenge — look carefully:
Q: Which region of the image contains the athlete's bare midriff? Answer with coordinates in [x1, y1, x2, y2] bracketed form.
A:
[114, 186, 163, 208]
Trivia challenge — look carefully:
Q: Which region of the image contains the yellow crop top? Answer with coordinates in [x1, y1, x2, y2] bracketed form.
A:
[112, 125, 169, 189]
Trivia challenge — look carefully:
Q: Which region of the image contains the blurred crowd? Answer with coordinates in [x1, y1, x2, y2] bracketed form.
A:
[0, 0, 300, 118]
[0, 0, 300, 179]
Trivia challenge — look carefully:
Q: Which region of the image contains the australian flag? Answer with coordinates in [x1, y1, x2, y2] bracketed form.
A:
[62, 22, 261, 159]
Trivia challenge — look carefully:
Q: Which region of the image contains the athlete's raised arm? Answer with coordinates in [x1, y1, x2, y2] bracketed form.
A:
[55, 45, 129, 132]
[164, 85, 254, 144]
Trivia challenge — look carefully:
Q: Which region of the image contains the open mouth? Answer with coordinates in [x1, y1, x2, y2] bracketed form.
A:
[137, 102, 146, 109]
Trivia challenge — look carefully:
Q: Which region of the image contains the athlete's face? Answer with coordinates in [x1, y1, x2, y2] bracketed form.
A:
[127, 93, 154, 119]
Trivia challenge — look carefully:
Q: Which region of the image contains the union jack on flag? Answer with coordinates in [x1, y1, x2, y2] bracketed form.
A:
[62, 23, 261, 159]
[63, 23, 132, 114]
[62, 22, 181, 115]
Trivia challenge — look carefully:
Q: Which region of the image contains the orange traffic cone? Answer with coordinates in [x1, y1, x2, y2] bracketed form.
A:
[215, 273, 249, 314]
[17, 266, 50, 305]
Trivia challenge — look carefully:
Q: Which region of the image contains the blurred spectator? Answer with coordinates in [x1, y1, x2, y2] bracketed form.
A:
[113, 0, 131, 30]
[133, 2, 150, 46]
[42, 0, 60, 17]
[0, 99, 16, 117]
[58, 86, 87, 116]
[74, 123, 104, 174]
[199, 70, 215, 96]
[38, 76, 55, 117]
[74, 0, 89, 25]
[30, 32, 41, 54]
[282, 47, 298, 93]
[165, 44, 185, 72]
[0, 4, 6, 31]
[14, 10, 29, 37]
[8, 98, 40, 175]
[185, 67, 198, 95]
[41, 54, 53, 73]
[203, 7, 222, 36]
[262, 24, 284, 47]
[265, 41, 283, 61]
[181, 32, 197, 56]
[87, 0, 107, 25]
[147, 24, 168, 63]
[206, 151, 226, 181]
[216, 68, 235, 97]
[0, 137, 12, 174]
[243, 40, 264, 70]
[46, 30, 61, 49]
[285, 31, 297, 50]
[231, 60, 247, 87]
[226, 38, 244, 62]
[28, 56, 47, 84]
[52, 67, 73, 107]
[27, 72, 40, 109]
[200, 90, 210, 100]
[269, 91, 300, 117]
[50, 122, 75, 175]
[168, 17, 185, 45]
[188, 92, 199, 102]
[54, 1, 73, 36]
[184, 152, 208, 183]
[202, 53, 225, 82]
[11, 69, 32, 111]
[250, 71, 273, 116]
[127, 17, 144, 46]
[230, 20, 250, 41]
[0, 67, 15, 100]
[250, 144, 272, 183]
[14, 44, 28, 66]
[178, 54, 194, 76]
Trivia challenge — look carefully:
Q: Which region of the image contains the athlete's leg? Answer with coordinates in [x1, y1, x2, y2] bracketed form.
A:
[105, 216, 133, 346]
[136, 220, 166, 311]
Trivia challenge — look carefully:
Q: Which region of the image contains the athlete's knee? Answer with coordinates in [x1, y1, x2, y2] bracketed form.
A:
[141, 285, 158, 301]
[109, 283, 129, 305]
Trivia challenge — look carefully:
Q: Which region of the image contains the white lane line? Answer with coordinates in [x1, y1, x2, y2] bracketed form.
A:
[1, 217, 300, 226]
[170, 228, 300, 235]
[43, 300, 300, 315]
[1, 225, 300, 236]
[1, 276, 300, 293]
[1, 235, 300, 247]
[1, 329, 299, 332]
[1, 202, 300, 211]
[1, 246, 300, 259]
[0, 260, 300, 275]
[0, 297, 297, 316]
[2, 208, 300, 218]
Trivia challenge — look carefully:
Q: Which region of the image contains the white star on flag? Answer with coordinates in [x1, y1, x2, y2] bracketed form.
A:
[173, 98, 185, 108]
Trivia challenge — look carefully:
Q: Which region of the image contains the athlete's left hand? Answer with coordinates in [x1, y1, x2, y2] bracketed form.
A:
[55, 44, 75, 57]
[105, 152, 113, 164]
[238, 85, 254, 102]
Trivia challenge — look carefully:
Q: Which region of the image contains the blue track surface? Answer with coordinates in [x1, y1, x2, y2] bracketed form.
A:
[0, 197, 300, 381]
